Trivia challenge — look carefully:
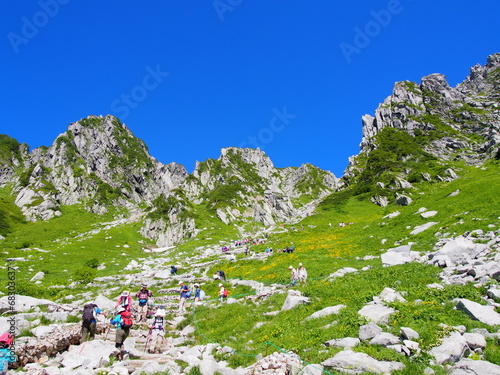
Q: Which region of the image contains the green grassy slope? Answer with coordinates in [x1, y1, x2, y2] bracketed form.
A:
[190, 160, 500, 373]
[1, 160, 499, 374]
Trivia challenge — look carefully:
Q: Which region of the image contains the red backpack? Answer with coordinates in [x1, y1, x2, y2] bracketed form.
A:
[121, 312, 133, 329]
[0, 332, 13, 347]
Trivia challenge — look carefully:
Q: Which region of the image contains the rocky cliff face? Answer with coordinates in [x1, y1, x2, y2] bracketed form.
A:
[360, 53, 500, 163]
[9, 115, 188, 221]
[345, 53, 500, 187]
[0, 118, 339, 245]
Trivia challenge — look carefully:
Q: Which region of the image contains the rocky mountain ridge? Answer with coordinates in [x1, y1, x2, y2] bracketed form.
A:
[341, 53, 500, 207]
[0, 117, 339, 246]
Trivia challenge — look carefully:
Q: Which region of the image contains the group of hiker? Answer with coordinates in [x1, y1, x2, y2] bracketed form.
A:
[178, 273, 229, 313]
[288, 263, 308, 286]
[81, 277, 230, 359]
[80, 284, 165, 360]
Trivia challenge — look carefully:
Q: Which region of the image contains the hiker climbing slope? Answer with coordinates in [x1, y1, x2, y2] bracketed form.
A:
[135, 284, 153, 323]
[147, 307, 167, 354]
[81, 303, 106, 343]
[178, 281, 190, 314]
[110, 307, 133, 361]
[115, 291, 133, 312]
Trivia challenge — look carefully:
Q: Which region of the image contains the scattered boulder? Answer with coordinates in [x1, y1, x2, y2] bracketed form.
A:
[303, 305, 346, 321]
[421, 211, 438, 218]
[448, 358, 500, 375]
[0, 294, 57, 313]
[428, 331, 470, 364]
[400, 327, 419, 341]
[358, 304, 396, 325]
[430, 237, 489, 267]
[370, 332, 400, 346]
[395, 194, 413, 206]
[410, 222, 439, 235]
[381, 245, 416, 267]
[281, 290, 310, 311]
[30, 271, 45, 282]
[321, 349, 405, 374]
[463, 332, 487, 350]
[376, 287, 406, 303]
[324, 337, 360, 349]
[359, 322, 382, 341]
[456, 299, 500, 326]
[297, 364, 324, 375]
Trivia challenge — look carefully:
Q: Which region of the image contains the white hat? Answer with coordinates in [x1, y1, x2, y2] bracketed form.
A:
[219, 283, 223, 287]
[155, 309, 166, 317]
[121, 291, 129, 296]
[288, 266, 293, 269]
[179, 281, 184, 285]
[116, 307, 126, 313]
[299, 263, 303, 266]
[194, 284, 199, 288]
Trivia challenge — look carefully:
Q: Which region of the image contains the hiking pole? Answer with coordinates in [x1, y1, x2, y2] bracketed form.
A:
[104, 323, 111, 340]
[143, 328, 152, 354]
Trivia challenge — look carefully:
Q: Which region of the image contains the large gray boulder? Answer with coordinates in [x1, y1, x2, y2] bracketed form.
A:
[297, 364, 324, 375]
[199, 358, 220, 375]
[410, 222, 439, 235]
[449, 358, 500, 375]
[428, 331, 470, 364]
[456, 299, 500, 326]
[358, 304, 396, 325]
[0, 294, 56, 313]
[370, 332, 400, 346]
[463, 332, 486, 350]
[303, 305, 346, 321]
[359, 322, 382, 341]
[324, 337, 360, 349]
[321, 349, 405, 374]
[376, 287, 406, 303]
[92, 294, 116, 312]
[381, 248, 413, 267]
[60, 340, 116, 369]
[281, 290, 310, 311]
[400, 327, 419, 341]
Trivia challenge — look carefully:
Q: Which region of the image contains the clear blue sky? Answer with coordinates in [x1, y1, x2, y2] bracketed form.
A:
[1, 1, 499, 177]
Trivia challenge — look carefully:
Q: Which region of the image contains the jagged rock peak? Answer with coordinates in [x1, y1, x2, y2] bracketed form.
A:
[356, 53, 500, 160]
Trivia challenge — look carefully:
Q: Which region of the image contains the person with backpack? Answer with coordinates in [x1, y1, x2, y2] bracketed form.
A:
[135, 284, 153, 323]
[193, 284, 206, 306]
[0, 333, 16, 375]
[178, 281, 190, 314]
[297, 263, 308, 284]
[81, 303, 106, 343]
[218, 270, 226, 281]
[218, 283, 228, 303]
[115, 291, 133, 312]
[110, 307, 133, 361]
[170, 265, 178, 275]
[147, 307, 167, 354]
